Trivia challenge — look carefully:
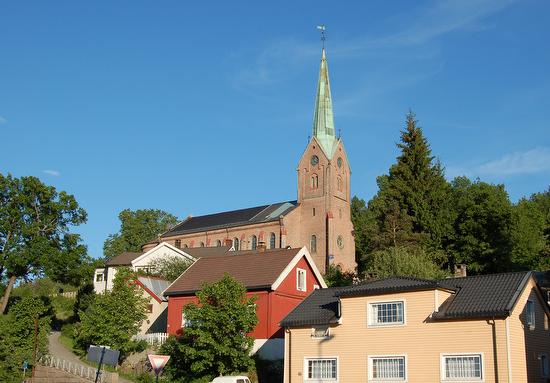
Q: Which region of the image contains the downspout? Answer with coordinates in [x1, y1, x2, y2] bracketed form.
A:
[488, 317, 499, 383]
[286, 328, 292, 383]
[505, 317, 513, 383]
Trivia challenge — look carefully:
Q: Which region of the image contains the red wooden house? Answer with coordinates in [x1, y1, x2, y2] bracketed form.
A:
[163, 246, 326, 360]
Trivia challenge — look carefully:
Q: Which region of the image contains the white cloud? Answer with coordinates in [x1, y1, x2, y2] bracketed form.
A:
[447, 147, 550, 178]
[43, 170, 61, 177]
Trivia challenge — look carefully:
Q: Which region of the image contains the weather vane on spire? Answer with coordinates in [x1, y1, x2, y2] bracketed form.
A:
[316, 25, 326, 49]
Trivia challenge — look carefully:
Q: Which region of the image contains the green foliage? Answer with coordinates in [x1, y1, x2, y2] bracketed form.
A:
[73, 283, 96, 321]
[161, 274, 258, 382]
[103, 209, 178, 259]
[447, 177, 513, 274]
[0, 173, 88, 313]
[324, 265, 356, 287]
[147, 256, 192, 282]
[0, 296, 51, 382]
[363, 246, 449, 280]
[75, 268, 148, 357]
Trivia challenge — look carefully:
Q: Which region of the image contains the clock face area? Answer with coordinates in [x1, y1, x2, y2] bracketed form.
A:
[311, 155, 319, 166]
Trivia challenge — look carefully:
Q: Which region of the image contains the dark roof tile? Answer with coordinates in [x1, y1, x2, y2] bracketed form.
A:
[105, 252, 142, 266]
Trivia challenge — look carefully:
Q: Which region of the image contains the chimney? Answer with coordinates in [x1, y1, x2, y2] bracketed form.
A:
[454, 264, 467, 278]
[257, 241, 266, 252]
[224, 238, 233, 247]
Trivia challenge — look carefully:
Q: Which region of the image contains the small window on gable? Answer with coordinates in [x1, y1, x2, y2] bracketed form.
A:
[297, 268, 306, 292]
[95, 273, 104, 282]
[527, 300, 536, 329]
[310, 235, 317, 253]
[269, 233, 276, 249]
[311, 174, 319, 189]
[216, 240, 222, 247]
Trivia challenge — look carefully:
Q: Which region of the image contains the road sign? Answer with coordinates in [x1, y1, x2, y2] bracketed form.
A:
[148, 354, 170, 375]
[87, 345, 120, 367]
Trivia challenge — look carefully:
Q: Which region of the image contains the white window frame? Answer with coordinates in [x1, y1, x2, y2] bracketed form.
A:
[440, 353, 484, 382]
[297, 268, 307, 292]
[526, 300, 535, 330]
[368, 355, 407, 381]
[95, 273, 104, 282]
[304, 357, 338, 382]
[311, 326, 330, 339]
[368, 300, 406, 327]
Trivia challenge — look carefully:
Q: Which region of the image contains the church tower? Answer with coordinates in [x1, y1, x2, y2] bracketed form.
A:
[296, 48, 356, 273]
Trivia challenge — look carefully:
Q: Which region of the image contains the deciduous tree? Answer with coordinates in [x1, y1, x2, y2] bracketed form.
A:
[162, 274, 258, 382]
[103, 209, 178, 259]
[0, 173, 87, 314]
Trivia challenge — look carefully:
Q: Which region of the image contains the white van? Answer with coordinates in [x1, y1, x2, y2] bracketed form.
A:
[210, 376, 251, 383]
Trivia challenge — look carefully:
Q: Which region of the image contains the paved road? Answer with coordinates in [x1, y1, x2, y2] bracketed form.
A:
[48, 331, 133, 383]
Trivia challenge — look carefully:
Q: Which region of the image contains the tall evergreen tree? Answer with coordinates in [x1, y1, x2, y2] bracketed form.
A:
[367, 111, 452, 252]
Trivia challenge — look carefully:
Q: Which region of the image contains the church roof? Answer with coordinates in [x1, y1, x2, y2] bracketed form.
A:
[162, 201, 297, 238]
[312, 48, 337, 158]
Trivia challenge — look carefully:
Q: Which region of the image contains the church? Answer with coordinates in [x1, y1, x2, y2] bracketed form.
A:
[143, 47, 356, 273]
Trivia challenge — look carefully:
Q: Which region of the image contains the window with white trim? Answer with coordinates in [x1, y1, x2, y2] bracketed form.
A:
[297, 268, 307, 292]
[311, 326, 330, 339]
[306, 358, 337, 381]
[369, 356, 406, 381]
[368, 301, 404, 326]
[441, 354, 483, 380]
[527, 300, 535, 329]
[95, 273, 104, 282]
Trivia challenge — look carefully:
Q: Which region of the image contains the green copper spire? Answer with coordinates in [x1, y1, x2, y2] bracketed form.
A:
[312, 48, 337, 157]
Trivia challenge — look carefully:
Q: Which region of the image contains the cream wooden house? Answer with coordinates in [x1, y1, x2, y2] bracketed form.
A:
[281, 272, 550, 383]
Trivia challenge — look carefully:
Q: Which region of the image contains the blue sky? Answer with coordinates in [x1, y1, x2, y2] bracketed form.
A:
[1, 0, 549, 258]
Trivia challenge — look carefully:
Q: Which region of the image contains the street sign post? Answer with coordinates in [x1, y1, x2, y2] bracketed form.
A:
[147, 354, 170, 383]
[87, 345, 120, 383]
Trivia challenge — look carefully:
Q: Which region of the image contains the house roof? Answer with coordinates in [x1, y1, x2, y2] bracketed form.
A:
[336, 276, 450, 297]
[137, 276, 171, 303]
[280, 271, 534, 327]
[280, 287, 343, 327]
[435, 271, 532, 319]
[161, 201, 297, 237]
[182, 246, 232, 258]
[163, 247, 303, 296]
[105, 252, 143, 266]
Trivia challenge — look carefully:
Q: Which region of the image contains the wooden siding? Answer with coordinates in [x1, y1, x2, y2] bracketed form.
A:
[285, 289, 512, 383]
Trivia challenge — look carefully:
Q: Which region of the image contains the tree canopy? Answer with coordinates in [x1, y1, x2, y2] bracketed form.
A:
[350, 111, 550, 282]
[75, 268, 148, 356]
[103, 209, 178, 259]
[162, 274, 258, 382]
[0, 173, 88, 314]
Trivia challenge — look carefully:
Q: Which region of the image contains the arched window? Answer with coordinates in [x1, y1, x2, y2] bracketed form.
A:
[183, 244, 188, 248]
[311, 174, 319, 189]
[233, 238, 239, 250]
[174, 239, 181, 248]
[200, 242, 205, 247]
[251, 235, 257, 250]
[310, 235, 317, 253]
[216, 240, 222, 247]
[269, 233, 276, 249]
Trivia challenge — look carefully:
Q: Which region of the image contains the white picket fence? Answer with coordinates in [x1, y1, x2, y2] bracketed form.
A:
[133, 332, 169, 345]
[39, 354, 105, 382]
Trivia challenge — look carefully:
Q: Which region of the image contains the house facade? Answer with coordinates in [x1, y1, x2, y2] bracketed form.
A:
[163, 246, 327, 360]
[143, 47, 356, 273]
[281, 272, 550, 382]
[93, 242, 225, 293]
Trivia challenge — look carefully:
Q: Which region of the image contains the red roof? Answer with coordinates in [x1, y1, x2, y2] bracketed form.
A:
[164, 248, 302, 296]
